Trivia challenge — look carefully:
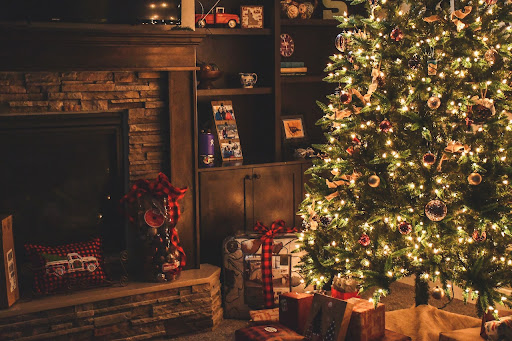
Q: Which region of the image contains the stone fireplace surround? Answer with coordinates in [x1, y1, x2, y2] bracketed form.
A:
[0, 24, 220, 340]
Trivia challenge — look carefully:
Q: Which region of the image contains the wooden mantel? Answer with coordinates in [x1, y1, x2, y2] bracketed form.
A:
[0, 23, 205, 71]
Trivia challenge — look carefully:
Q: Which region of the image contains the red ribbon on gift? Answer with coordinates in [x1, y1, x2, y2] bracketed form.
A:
[253, 220, 297, 308]
[120, 172, 187, 266]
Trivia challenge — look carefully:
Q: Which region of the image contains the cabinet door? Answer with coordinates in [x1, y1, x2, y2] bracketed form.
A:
[199, 168, 253, 266]
[251, 164, 302, 228]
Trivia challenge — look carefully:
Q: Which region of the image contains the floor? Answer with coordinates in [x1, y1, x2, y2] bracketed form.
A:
[164, 282, 479, 340]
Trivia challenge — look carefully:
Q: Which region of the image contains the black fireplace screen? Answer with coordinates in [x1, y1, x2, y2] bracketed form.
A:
[0, 113, 128, 261]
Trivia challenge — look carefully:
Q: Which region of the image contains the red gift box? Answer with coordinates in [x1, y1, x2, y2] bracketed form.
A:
[279, 292, 314, 334]
[345, 297, 385, 341]
[331, 287, 360, 300]
[235, 323, 304, 341]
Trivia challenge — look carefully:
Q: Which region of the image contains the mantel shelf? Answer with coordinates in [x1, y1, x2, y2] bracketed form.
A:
[281, 19, 339, 27]
[197, 87, 273, 97]
[196, 28, 272, 36]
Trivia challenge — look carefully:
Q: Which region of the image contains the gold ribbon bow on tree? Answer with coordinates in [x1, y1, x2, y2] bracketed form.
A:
[423, 0, 473, 32]
[325, 172, 361, 201]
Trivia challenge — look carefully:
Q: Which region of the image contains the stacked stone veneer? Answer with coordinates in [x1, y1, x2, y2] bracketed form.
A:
[0, 270, 222, 340]
[0, 71, 170, 181]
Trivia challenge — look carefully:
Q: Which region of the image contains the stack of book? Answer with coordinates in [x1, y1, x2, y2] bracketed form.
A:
[280, 62, 307, 76]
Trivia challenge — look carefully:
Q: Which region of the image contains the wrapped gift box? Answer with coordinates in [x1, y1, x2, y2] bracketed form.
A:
[345, 297, 385, 341]
[279, 292, 314, 334]
[235, 323, 304, 341]
[223, 233, 310, 319]
[249, 308, 280, 325]
[303, 293, 353, 341]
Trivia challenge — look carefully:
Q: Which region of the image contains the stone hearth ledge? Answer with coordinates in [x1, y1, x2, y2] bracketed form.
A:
[0, 264, 220, 319]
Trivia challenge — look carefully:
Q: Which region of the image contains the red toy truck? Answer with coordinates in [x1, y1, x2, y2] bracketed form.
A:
[195, 7, 240, 28]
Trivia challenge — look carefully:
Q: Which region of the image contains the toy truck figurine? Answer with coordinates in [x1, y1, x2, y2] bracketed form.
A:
[195, 6, 240, 28]
[45, 253, 99, 277]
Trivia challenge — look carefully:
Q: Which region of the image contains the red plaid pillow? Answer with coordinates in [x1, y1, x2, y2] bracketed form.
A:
[25, 238, 107, 294]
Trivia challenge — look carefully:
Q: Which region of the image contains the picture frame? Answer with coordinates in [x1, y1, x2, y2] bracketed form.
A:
[211, 100, 243, 162]
[240, 6, 264, 29]
[282, 115, 306, 141]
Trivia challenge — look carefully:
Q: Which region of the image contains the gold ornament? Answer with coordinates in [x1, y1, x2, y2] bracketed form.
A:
[485, 49, 498, 63]
[368, 175, 381, 188]
[427, 96, 441, 109]
[431, 286, 445, 300]
[425, 199, 447, 222]
[468, 173, 482, 185]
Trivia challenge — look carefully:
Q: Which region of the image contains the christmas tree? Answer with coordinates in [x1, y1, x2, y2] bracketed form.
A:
[298, 0, 512, 316]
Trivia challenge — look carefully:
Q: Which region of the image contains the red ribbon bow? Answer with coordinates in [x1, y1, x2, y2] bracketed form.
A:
[120, 172, 187, 267]
[253, 220, 297, 308]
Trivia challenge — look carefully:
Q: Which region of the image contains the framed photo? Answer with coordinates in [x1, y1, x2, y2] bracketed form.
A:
[282, 115, 306, 140]
[211, 100, 243, 162]
[240, 6, 264, 29]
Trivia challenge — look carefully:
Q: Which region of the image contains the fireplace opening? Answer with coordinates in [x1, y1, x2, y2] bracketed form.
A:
[0, 112, 128, 296]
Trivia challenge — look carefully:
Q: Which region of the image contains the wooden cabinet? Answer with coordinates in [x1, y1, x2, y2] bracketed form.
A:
[199, 162, 303, 266]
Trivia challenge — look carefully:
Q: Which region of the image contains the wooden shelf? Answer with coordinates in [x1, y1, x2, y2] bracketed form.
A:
[281, 19, 339, 27]
[197, 87, 273, 97]
[281, 74, 325, 83]
[196, 28, 272, 36]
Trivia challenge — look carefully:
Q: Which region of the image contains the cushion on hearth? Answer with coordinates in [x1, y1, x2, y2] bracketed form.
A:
[25, 237, 107, 294]
[386, 305, 481, 341]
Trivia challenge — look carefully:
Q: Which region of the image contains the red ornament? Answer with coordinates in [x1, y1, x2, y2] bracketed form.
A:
[390, 27, 403, 41]
[347, 136, 362, 155]
[144, 209, 165, 228]
[379, 120, 392, 132]
[358, 233, 371, 246]
[423, 152, 436, 165]
[485, 0, 497, 4]
[472, 230, 487, 242]
[399, 221, 412, 235]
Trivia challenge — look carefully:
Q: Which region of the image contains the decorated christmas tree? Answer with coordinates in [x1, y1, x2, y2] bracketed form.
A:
[298, 0, 512, 316]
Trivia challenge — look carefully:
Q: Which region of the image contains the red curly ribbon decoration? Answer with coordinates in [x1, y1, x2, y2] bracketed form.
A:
[254, 220, 297, 308]
[120, 172, 187, 267]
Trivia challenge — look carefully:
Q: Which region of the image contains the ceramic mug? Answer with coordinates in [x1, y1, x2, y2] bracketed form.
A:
[239, 73, 258, 88]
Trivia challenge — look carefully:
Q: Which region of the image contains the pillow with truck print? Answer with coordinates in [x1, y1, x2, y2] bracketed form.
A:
[25, 237, 107, 294]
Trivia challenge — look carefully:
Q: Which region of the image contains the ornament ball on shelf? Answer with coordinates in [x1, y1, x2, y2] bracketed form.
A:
[358, 233, 371, 247]
[399, 221, 413, 235]
[468, 173, 482, 185]
[425, 199, 447, 222]
[431, 286, 445, 300]
[379, 119, 392, 132]
[368, 175, 381, 188]
[423, 152, 436, 165]
[427, 96, 441, 109]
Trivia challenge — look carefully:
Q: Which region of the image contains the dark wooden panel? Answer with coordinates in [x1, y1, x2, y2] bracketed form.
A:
[252, 164, 302, 228]
[199, 168, 252, 266]
[169, 71, 197, 268]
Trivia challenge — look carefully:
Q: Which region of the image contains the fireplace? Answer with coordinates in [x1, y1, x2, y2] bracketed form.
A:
[0, 112, 128, 294]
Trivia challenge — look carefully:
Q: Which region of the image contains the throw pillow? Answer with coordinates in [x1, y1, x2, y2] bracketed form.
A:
[25, 237, 107, 294]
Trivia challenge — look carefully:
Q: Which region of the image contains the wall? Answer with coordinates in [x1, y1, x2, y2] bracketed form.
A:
[0, 71, 170, 182]
[182, 0, 195, 29]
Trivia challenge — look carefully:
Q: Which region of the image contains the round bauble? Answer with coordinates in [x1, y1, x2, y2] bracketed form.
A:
[427, 96, 441, 109]
[379, 119, 392, 132]
[390, 27, 403, 41]
[340, 91, 352, 104]
[485, 49, 498, 63]
[368, 175, 381, 188]
[431, 286, 445, 300]
[399, 221, 413, 235]
[156, 273, 166, 282]
[425, 200, 447, 222]
[144, 209, 165, 228]
[335, 33, 347, 52]
[472, 229, 487, 242]
[468, 173, 482, 185]
[423, 152, 436, 165]
[358, 233, 371, 247]
[408, 54, 420, 70]
[320, 216, 333, 226]
[470, 104, 493, 124]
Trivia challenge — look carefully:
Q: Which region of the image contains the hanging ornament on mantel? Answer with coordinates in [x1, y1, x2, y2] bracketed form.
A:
[425, 199, 447, 222]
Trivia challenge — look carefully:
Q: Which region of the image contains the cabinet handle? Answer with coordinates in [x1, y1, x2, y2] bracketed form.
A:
[253, 174, 261, 180]
[244, 174, 252, 180]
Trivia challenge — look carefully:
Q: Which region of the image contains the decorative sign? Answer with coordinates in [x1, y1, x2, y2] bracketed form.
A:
[211, 100, 243, 162]
[322, 0, 348, 20]
[241, 6, 264, 29]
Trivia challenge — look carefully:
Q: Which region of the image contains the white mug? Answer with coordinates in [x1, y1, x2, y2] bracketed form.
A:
[239, 73, 257, 88]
